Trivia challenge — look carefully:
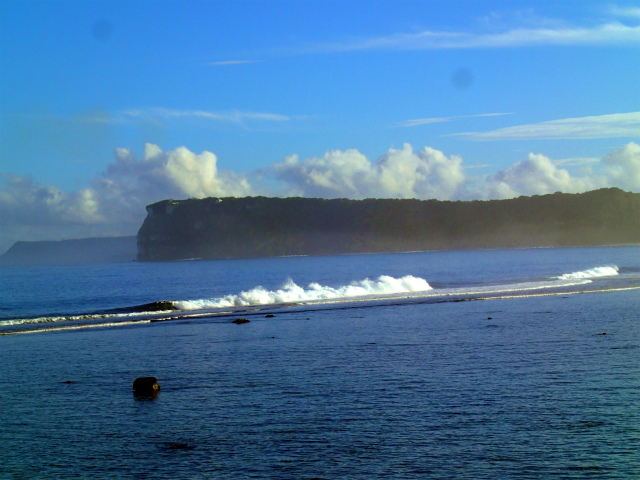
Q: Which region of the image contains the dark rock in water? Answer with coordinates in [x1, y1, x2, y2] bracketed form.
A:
[168, 443, 194, 450]
[130, 301, 178, 312]
[265, 314, 275, 318]
[232, 318, 250, 324]
[133, 376, 160, 396]
[105, 301, 177, 315]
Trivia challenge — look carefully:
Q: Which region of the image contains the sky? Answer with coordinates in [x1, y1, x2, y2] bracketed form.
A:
[1, 0, 639, 253]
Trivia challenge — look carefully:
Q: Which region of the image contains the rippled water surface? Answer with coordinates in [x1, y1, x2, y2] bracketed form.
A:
[1, 247, 639, 479]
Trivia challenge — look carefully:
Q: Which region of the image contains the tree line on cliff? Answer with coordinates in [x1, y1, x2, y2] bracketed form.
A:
[136, 188, 640, 261]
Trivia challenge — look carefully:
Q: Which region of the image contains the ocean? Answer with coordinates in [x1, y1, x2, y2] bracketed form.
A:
[1, 246, 639, 479]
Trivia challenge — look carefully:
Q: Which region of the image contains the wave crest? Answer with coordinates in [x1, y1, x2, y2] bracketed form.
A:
[556, 265, 619, 280]
[174, 275, 432, 310]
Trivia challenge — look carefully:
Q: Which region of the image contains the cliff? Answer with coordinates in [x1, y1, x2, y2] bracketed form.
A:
[0, 236, 138, 266]
[136, 189, 640, 262]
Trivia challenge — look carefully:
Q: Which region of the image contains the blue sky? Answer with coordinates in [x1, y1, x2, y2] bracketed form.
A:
[1, 0, 639, 251]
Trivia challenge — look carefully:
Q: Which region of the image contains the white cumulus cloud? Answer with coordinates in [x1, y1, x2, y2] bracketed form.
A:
[273, 144, 465, 200]
[602, 141, 640, 190]
[3, 142, 640, 253]
[484, 152, 604, 199]
[0, 174, 103, 227]
[0, 144, 257, 251]
[99, 143, 254, 203]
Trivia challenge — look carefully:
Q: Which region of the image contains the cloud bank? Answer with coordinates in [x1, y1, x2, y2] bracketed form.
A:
[0, 144, 254, 251]
[483, 153, 603, 199]
[1, 142, 639, 252]
[273, 144, 465, 200]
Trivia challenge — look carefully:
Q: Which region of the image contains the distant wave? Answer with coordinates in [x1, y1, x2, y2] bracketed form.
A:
[174, 275, 432, 310]
[555, 265, 619, 280]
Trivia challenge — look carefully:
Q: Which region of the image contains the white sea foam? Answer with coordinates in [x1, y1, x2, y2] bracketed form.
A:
[0, 310, 173, 327]
[2, 319, 153, 335]
[555, 265, 619, 280]
[174, 275, 432, 310]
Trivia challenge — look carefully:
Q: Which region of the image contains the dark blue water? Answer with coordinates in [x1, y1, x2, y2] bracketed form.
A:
[1, 246, 639, 478]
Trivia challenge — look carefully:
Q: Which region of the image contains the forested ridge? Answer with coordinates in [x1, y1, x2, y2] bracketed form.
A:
[137, 188, 640, 261]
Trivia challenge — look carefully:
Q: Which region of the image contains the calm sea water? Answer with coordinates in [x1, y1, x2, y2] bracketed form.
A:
[1, 246, 639, 479]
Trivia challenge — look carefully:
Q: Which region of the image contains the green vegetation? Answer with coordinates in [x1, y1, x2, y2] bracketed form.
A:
[137, 189, 640, 261]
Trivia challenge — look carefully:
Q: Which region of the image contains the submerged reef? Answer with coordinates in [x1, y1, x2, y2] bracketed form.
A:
[136, 188, 640, 262]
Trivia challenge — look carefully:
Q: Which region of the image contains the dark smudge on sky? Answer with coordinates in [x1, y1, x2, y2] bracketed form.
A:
[451, 67, 473, 89]
[92, 20, 113, 42]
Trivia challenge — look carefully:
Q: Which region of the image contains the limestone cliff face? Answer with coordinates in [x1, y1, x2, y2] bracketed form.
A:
[136, 197, 375, 261]
[136, 189, 640, 262]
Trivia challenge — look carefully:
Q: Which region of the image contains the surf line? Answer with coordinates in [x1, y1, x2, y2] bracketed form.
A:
[0, 309, 239, 336]
[3, 285, 638, 337]
[474, 285, 640, 302]
[0, 319, 153, 336]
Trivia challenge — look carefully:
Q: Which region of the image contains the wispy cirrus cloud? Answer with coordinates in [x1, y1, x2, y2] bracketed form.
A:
[12, 111, 129, 125]
[205, 60, 263, 66]
[608, 5, 640, 19]
[292, 20, 640, 54]
[450, 112, 640, 141]
[553, 157, 600, 167]
[396, 112, 512, 128]
[15, 108, 294, 125]
[122, 108, 291, 123]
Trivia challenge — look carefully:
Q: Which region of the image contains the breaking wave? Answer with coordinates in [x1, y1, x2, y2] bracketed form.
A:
[555, 265, 619, 280]
[174, 275, 432, 310]
[2, 265, 633, 333]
